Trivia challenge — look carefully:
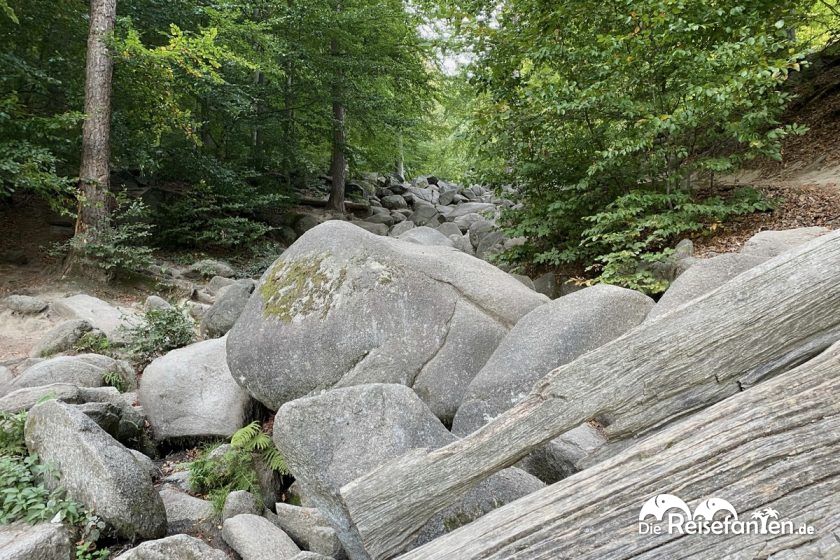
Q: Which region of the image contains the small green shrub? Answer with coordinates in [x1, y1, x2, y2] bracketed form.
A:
[0, 411, 26, 456]
[73, 332, 112, 356]
[102, 370, 128, 393]
[189, 422, 287, 512]
[123, 306, 195, 366]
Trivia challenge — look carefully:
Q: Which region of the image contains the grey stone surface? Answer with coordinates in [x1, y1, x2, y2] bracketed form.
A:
[0, 522, 72, 560]
[451, 212, 485, 233]
[222, 514, 300, 560]
[10, 354, 130, 393]
[227, 220, 547, 414]
[24, 400, 166, 539]
[159, 487, 216, 537]
[207, 275, 236, 295]
[130, 450, 157, 481]
[436, 222, 462, 237]
[447, 202, 496, 219]
[532, 271, 557, 299]
[144, 295, 172, 312]
[646, 253, 769, 321]
[0, 384, 121, 414]
[270, 503, 345, 559]
[201, 280, 255, 338]
[139, 337, 252, 441]
[380, 194, 408, 210]
[449, 234, 474, 255]
[30, 319, 93, 358]
[510, 273, 535, 290]
[114, 535, 227, 560]
[1, 295, 48, 315]
[388, 220, 415, 237]
[221, 490, 262, 521]
[397, 226, 455, 248]
[741, 226, 829, 259]
[408, 203, 443, 227]
[453, 284, 654, 481]
[467, 219, 496, 250]
[273, 384, 543, 558]
[349, 221, 388, 236]
[186, 259, 236, 279]
[51, 294, 138, 343]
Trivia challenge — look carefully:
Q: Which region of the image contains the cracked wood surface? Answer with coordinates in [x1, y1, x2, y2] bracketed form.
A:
[396, 342, 840, 560]
[338, 231, 840, 559]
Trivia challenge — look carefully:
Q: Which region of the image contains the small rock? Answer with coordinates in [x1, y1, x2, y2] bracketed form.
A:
[436, 222, 461, 237]
[294, 215, 321, 237]
[30, 319, 93, 357]
[222, 514, 300, 560]
[380, 194, 408, 210]
[144, 295, 172, 312]
[222, 490, 262, 521]
[532, 271, 557, 299]
[1, 295, 48, 315]
[186, 259, 236, 279]
[270, 503, 345, 559]
[114, 534, 227, 560]
[159, 486, 216, 537]
[201, 280, 255, 338]
[407, 202, 443, 227]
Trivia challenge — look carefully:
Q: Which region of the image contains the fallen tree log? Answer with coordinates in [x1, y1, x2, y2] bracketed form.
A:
[396, 342, 840, 560]
[338, 231, 840, 559]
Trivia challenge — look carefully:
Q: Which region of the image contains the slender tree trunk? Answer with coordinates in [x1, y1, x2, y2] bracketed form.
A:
[253, 69, 265, 168]
[395, 133, 405, 179]
[326, 2, 346, 213]
[75, 0, 116, 240]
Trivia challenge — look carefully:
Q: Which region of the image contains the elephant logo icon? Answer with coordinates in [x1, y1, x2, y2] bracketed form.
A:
[638, 494, 692, 522]
[692, 498, 738, 521]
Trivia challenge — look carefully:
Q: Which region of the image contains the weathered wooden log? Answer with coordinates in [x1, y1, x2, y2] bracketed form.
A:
[396, 342, 840, 559]
[338, 231, 840, 559]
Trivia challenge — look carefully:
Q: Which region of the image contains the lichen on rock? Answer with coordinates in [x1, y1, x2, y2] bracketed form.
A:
[260, 254, 348, 323]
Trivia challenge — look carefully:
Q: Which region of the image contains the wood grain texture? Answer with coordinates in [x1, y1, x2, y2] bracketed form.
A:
[396, 342, 840, 560]
[339, 231, 840, 559]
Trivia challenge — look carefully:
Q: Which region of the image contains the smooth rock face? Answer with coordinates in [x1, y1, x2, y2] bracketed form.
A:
[114, 534, 228, 560]
[228, 221, 546, 413]
[1, 295, 48, 315]
[201, 280, 255, 338]
[222, 514, 300, 560]
[0, 384, 122, 414]
[646, 253, 769, 321]
[397, 226, 455, 248]
[273, 384, 543, 558]
[388, 220, 415, 237]
[30, 319, 93, 357]
[159, 487, 216, 537]
[453, 284, 654, 481]
[9, 354, 130, 394]
[447, 202, 496, 219]
[221, 490, 262, 521]
[270, 504, 345, 559]
[24, 400, 166, 539]
[144, 295, 172, 312]
[139, 337, 252, 441]
[0, 521, 72, 560]
[741, 226, 829, 259]
[51, 294, 138, 343]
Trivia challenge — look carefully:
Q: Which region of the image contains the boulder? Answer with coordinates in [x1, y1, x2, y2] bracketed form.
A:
[397, 226, 455, 248]
[30, 319, 93, 357]
[185, 259, 236, 279]
[467, 219, 496, 249]
[1, 295, 48, 315]
[227, 220, 547, 413]
[9, 354, 133, 394]
[51, 294, 138, 343]
[453, 285, 655, 481]
[201, 280, 255, 338]
[380, 195, 408, 210]
[144, 295, 172, 312]
[437, 190, 456, 206]
[222, 514, 300, 560]
[363, 213, 395, 227]
[741, 226, 829, 258]
[24, 400, 166, 539]
[407, 203, 443, 227]
[270, 504, 345, 559]
[159, 487, 216, 537]
[0, 522, 72, 560]
[475, 231, 507, 260]
[646, 253, 769, 321]
[448, 202, 496, 219]
[349, 221, 388, 236]
[449, 234, 474, 256]
[435, 222, 461, 237]
[221, 490, 262, 521]
[139, 337, 252, 441]
[451, 212, 485, 233]
[532, 271, 557, 299]
[273, 384, 543, 558]
[388, 220, 415, 237]
[207, 275, 236, 294]
[406, 187, 438, 205]
[114, 535, 227, 560]
[510, 273, 535, 290]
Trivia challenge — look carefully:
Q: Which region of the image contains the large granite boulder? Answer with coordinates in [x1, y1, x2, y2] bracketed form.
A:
[740, 226, 829, 258]
[201, 280, 255, 338]
[452, 284, 654, 482]
[7, 354, 134, 395]
[1, 295, 48, 315]
[24, 400, 166, 539]
[222, 514, 300, 560]
[139, 337, 252, 441]
[273, 384, 543, 559]
[51, 294, 139, 343]
[114, 535, 227, 560]
[0, 522, 72, 560]
[30, 319, 93, 357]
[227, 220, 547, 416]
[646, 253, 769, 321]
[397, 226, 455, 248]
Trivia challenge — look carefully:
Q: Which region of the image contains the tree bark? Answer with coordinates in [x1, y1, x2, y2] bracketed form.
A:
[74, 0, 116, 239]
[395, 134, 405, 179]
[396, 343, 840, 560]
[338, 231, 840, 560]
[326, 2, 346, 214]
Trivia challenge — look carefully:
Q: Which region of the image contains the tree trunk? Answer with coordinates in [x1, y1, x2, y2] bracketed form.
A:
[338, 232, 840, 560]
[396, 342, 840, 560]
[395, 134, 405, 179]
[74, 0, 116, 240]
[326, 2, 346, 214]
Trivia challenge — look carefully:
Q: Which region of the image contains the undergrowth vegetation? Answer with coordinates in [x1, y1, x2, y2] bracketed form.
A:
[122, 306, 195, 367]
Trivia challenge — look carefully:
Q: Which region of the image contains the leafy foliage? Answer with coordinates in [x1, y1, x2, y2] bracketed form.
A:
[0, 411, 27, 456]
[73, 331, 112, 356]
[231, 421, 288, 473]
[122, 306, 195, 366]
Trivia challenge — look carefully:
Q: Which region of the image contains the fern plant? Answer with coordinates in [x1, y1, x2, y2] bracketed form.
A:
[231, 421, 287, 473]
